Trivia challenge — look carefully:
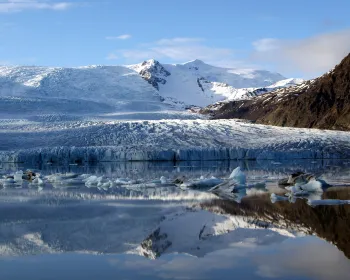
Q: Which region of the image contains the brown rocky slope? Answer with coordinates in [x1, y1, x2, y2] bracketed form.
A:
[201, 53, 350, 130]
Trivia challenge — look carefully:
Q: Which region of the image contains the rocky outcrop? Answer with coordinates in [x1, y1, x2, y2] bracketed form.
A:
[138, 59, 171, 90]
[204, 53, 350, 130]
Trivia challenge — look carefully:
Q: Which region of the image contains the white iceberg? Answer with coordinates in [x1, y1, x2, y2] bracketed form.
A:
[229, 167, 246, 185]
[14, 171, 23, 182]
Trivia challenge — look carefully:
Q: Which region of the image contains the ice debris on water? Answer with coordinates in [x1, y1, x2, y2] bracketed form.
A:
[1, 167, 349, 207]
[179, 177, 223, 190]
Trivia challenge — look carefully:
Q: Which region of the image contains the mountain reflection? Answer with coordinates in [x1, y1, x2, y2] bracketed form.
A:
[202, 187, 350, 259]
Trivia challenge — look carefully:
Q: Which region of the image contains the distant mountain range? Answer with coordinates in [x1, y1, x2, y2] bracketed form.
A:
[128, 59, 302, 107]
[202, 53, 350, 131]
[0, 60, 302, 112]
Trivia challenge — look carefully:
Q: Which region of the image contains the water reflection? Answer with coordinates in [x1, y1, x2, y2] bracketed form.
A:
[203, 187, 350, 259]
[0, 160, 350, 279]
[1, 237, 349, 280]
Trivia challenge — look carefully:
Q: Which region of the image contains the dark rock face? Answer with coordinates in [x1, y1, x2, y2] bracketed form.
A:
[203, 53, 350, 130]
[140, 227, 172, 259]
[196, 77, 207, 92]
[139, 60, 171, 90]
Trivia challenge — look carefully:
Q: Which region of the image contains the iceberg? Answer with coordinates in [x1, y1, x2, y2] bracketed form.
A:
[229, 167, 246, 185]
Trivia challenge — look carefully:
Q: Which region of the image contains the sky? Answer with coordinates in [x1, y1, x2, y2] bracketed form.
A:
[0, 0, 350, 78]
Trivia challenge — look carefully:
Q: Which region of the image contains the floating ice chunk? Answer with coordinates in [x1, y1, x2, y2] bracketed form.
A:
[150, 176, 168, 184]
[306, 192, 323, 201]
[271, 193, 289, 203]
[285, 179, 324, 194]
[229, 167, 246, 185]
[246, 188, 266, 197]
[32, 176, 44, 185]
[300, 180, 323, 193]
[46, 173, 80, 183]
[115, 178, 129, 185]
[307, 199, 350, 207]
[97, 180, 113, 191]
[115, 178, 140, 185]
[2, 178, 16, 187]
[210, 167, 248, 193]
[285, 185, 302, 193]
[180, 177, 223, 190]
[14, 171, 23, 182]
[160, 176, 167, 184]
[84, 175, 100, 188]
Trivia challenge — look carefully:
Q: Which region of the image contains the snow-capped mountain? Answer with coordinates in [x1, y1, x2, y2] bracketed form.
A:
[0, 60, 303, 112]
[0, 65, 160, 102]
[128, 59, 294, 107]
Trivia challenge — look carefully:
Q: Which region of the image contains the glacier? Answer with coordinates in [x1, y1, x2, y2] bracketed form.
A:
[0, 119, 350, 163]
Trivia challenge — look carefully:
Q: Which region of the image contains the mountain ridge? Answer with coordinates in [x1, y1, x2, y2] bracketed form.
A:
[202, 53, 350, 130]
[0, 59, 302, 110]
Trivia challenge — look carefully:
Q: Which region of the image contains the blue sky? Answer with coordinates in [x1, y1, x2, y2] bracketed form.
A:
[0, 0, 350, 78]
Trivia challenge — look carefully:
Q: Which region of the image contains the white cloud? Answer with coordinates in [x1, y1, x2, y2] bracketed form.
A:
[252, 38, 280, 52]
[0, 0, 73, 13]
[106, 37, 247, 68]
[106, 53, 118, 60]
[106, 34, 132, 40]
[252, 29, 350, 77]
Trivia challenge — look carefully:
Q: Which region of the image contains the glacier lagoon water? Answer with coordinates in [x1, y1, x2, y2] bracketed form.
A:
[1, 159, 350, 280]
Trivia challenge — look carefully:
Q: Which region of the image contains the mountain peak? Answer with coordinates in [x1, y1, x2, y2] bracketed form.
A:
[141, 59, 161, 66]
[183, 59, 207, 66]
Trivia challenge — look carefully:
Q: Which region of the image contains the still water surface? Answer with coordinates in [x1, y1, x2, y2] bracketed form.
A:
[1, 159, 350, 279]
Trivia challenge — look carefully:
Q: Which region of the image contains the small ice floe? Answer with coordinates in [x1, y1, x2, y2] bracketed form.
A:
[180, 177, 223, 190]
[285, 179, 324, 194]
[83, 175, 116, 191]
[31, 176, 44, 185]
[46, 173, 80, 182]
[98, 180, 114, 191]
[1, 178, 17, 187]
[307, 199, 350, 207]
[85, 175, 102, 188]
[270, 192, 308, 204]
[46, 173, 85, 188]
[151, 176, 168, 185]
[1, 170, 42, 188]
[209, 168, 267, 202]
[115, 178, 140, 185]
[14, 171, 23, 182]
[270, 193, 289, 203]
[278, 172, 316, 186]
[229, 167, 246, 185]
[246, 188, 267, 197]
[209, 167, 247, 193]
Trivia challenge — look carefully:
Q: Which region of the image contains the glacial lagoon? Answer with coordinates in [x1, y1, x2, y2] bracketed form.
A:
[1, 159, 350, 279]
